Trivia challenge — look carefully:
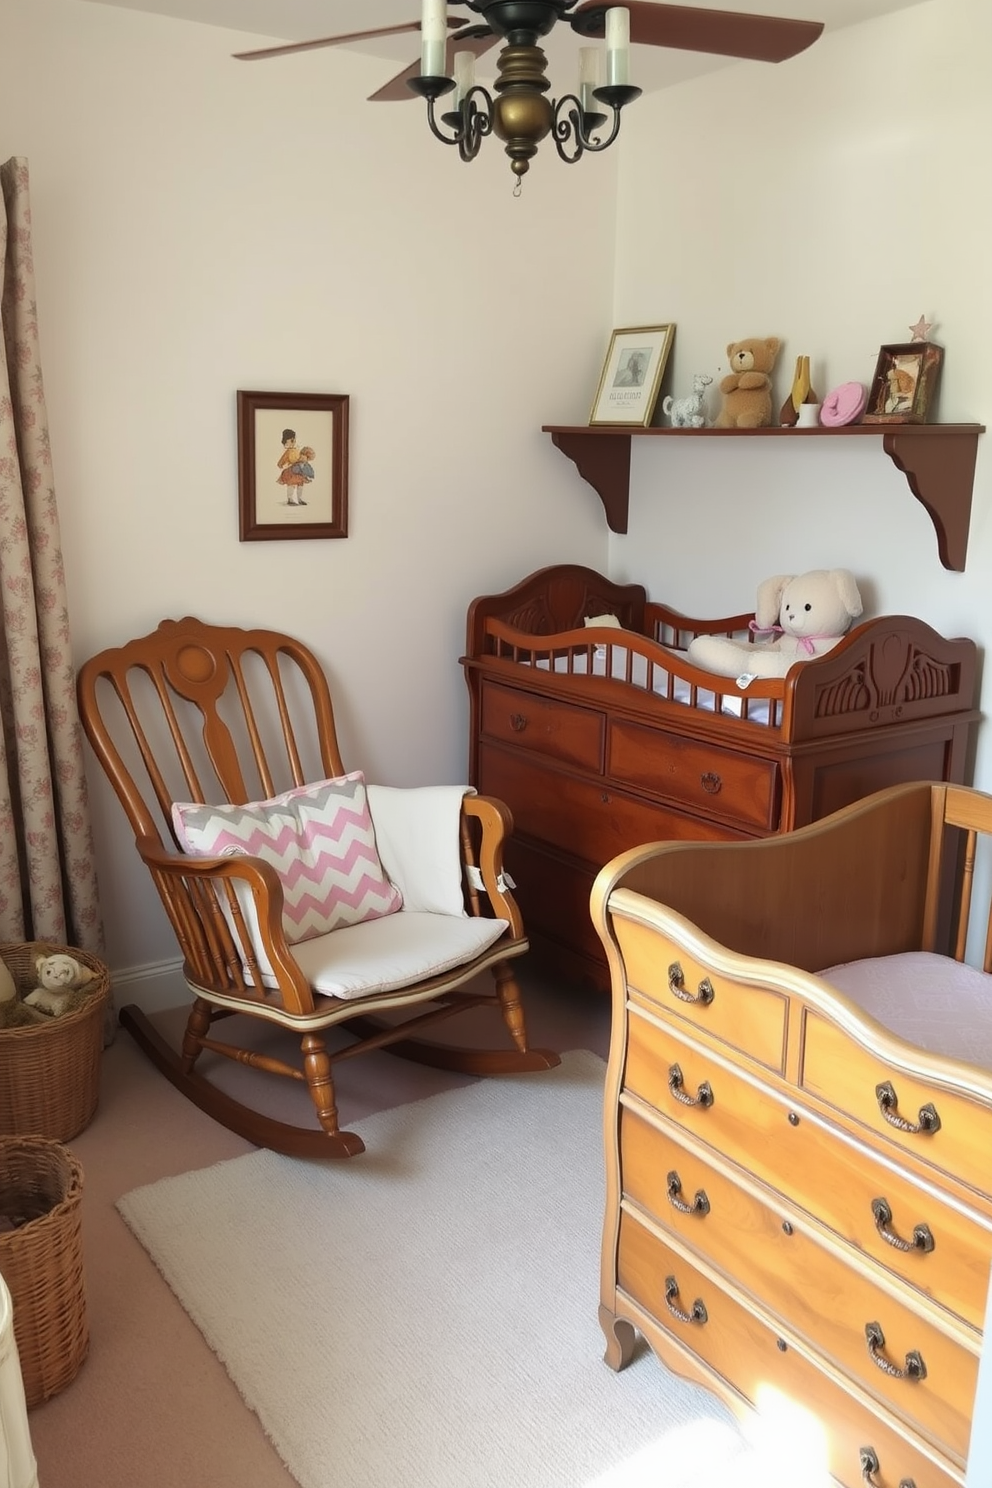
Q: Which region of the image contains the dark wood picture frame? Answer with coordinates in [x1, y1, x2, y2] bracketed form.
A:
[862, 342, 943, 425]
[237, 390, 349, 541]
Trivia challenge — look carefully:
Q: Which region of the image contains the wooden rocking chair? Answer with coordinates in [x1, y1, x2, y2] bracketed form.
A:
[77, 618, 559, 1157]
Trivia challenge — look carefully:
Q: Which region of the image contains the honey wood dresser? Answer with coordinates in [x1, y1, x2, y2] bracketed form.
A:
[591, 781, 992, 1488]
[463, 565, 979, 990]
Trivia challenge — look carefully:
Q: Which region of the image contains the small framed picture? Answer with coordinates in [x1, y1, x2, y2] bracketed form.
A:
[862, 342, 943, 425]
[589, 324, 675, 427]
[237, 390, 349, 541]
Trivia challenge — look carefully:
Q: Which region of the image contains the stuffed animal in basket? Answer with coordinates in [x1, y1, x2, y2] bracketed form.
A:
[687, 569, 864, 681]
[23, 953, 98, 1019]
[715, 337, 781, 428]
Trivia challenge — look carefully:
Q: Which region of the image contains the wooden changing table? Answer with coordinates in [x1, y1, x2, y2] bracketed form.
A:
[591, 781, 992, 1488]
[463, 565, 979, 990]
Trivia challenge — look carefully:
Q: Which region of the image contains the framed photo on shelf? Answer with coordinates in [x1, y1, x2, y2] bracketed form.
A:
[237, 390, 349, 541]
[589, 324, 675, 428]
[862, 342, 943, 425]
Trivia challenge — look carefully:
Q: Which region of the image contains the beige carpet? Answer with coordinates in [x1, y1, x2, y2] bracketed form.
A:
[116, 1050, 766, 1488]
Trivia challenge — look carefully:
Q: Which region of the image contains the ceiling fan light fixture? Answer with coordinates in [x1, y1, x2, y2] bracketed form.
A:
[412, 0, 640, 190]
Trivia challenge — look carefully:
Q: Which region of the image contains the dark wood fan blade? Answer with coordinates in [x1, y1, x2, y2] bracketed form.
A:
[233, 17, 466, 63]
[368, 29, 500, 103]
[570, 3, 824, 64]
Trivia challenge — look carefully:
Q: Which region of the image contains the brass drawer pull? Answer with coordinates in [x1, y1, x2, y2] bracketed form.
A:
[860, 1445, 916, 1488]
[864, 1321, 927, 1380]
[666, 1170, 710, 1216]
[871, 1197, 935, 1254]
[875, 1080, 941, 1135]
[668, 1063, 714, 1108]
[668, 962, 714, 1006]
[664, 1275, 708, 1325]
[509, 713, 528, 732]
[700, 771, 722, 794]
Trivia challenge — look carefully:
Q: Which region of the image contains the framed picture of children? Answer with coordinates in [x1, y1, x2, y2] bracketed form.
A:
[237, 390, 349, 540]
[862, 342, 943, 425]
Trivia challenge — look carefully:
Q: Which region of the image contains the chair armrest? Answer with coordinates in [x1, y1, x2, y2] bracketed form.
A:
[461, 795, 524, 939]
[135, 835, 315, 1015]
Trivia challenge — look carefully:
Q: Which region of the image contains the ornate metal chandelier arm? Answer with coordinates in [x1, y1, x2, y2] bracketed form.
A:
[552, 82, 640, 162]
[439, 89, 496, 162]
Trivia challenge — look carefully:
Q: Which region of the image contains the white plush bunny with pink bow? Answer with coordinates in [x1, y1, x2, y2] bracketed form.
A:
[687, 569, 864, 681]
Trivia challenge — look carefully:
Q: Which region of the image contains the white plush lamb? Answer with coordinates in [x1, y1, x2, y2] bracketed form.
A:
[662, 373, 713, 428]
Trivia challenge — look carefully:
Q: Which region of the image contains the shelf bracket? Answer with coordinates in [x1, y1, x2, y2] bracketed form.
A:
[882, 428, 979, 573]
[549, 430, 631, 534]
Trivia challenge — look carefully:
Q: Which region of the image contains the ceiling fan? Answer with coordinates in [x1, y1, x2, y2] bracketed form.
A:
[233, 4, 825, 102]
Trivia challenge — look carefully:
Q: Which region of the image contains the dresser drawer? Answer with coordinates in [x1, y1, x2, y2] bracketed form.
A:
[613, 1212, 964, 1488]
[614, 915, 788, 1072]
[478, 746, 738, 873]
[800, 1008, 992, 1199]
[619, 1108, 978, 1462]
[608, 718, 780, 832]
[623, 1007, 992, 1328]
[480, 681, 604, 772]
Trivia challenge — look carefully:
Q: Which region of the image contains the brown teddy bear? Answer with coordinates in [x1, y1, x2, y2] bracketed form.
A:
[716, 337, 782, 428]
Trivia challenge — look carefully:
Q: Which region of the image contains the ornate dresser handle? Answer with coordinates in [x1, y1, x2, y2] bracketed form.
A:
[871, 1197, 935, 1253]
[509, 713, 528, 732]
[666, 1170, 710, 1216]
[875, 1081, 941, 1135]
[700, 772, 722, 794]
[668, 1063, 714, 1108]
[668, 962, 714, 1006]
[664, 1275, 708, 1325]
[860, 1445, 916, 1488]
[864, 1321, 927, 1380]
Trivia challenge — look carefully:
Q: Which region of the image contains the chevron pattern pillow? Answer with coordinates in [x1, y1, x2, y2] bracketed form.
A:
[171, 771, 402, 943]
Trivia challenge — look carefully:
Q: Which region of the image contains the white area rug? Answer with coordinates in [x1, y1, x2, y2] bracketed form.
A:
[118, 1050, 778, 1488]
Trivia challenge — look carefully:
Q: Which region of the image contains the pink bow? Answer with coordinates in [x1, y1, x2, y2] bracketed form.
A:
[748, 620, 824, 656]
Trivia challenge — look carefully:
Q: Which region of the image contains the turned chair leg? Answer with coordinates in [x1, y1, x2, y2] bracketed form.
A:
[182, 997, 213, 1072]
[492, 961, 528, 1052]
[301, 1032, 343, 1136]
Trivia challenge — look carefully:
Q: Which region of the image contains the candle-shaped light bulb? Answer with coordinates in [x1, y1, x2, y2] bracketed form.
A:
[421, 0, 448, 78]
[578, 47, 601, 113]
[452, 49, 475, 108]
[605, 6, 630, 86]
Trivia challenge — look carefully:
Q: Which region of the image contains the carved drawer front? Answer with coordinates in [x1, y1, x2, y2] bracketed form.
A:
[618, 1107, 978, 1463]
[800, 1009, 992, 1198]
[614, 916, 787, 1071]
[608, 718, 780, 832]
[478, 747, 737, 873]
[480, 681, 604, 772]
[613, 1213, 963, 1488]
[623, 1009, 992, 1330]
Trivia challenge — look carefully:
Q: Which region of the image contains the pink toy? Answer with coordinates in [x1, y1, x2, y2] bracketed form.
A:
[820, 382, 867, 427]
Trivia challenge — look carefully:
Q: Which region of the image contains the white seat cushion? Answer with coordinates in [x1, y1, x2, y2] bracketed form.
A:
[273, 911, 510, 1001]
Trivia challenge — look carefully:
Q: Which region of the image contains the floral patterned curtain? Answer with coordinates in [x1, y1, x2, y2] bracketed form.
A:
[0, 157, 104, 960]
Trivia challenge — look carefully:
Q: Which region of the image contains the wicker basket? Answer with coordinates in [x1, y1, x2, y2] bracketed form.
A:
[0, 943, 110, 1141]
[0, 1136, 88, 1407]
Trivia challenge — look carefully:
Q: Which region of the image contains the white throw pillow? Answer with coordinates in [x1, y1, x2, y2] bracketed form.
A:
[366, 784, 471, 917]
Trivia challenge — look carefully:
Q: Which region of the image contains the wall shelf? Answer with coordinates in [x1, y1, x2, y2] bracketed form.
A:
[543, 422, 985, 572]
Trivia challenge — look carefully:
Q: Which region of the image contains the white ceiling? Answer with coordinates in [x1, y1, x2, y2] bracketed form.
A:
[80, 0, 929, 93]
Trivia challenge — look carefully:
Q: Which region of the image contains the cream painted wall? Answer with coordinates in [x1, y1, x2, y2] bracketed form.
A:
[0, 0, 616, 971]
[611, 0, 991, 789]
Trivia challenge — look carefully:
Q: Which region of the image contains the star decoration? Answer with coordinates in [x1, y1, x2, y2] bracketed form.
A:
[909, 314, 933, 341]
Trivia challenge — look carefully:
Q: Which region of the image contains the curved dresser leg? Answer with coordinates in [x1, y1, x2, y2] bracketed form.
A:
[599, 1305, 637, 1371]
